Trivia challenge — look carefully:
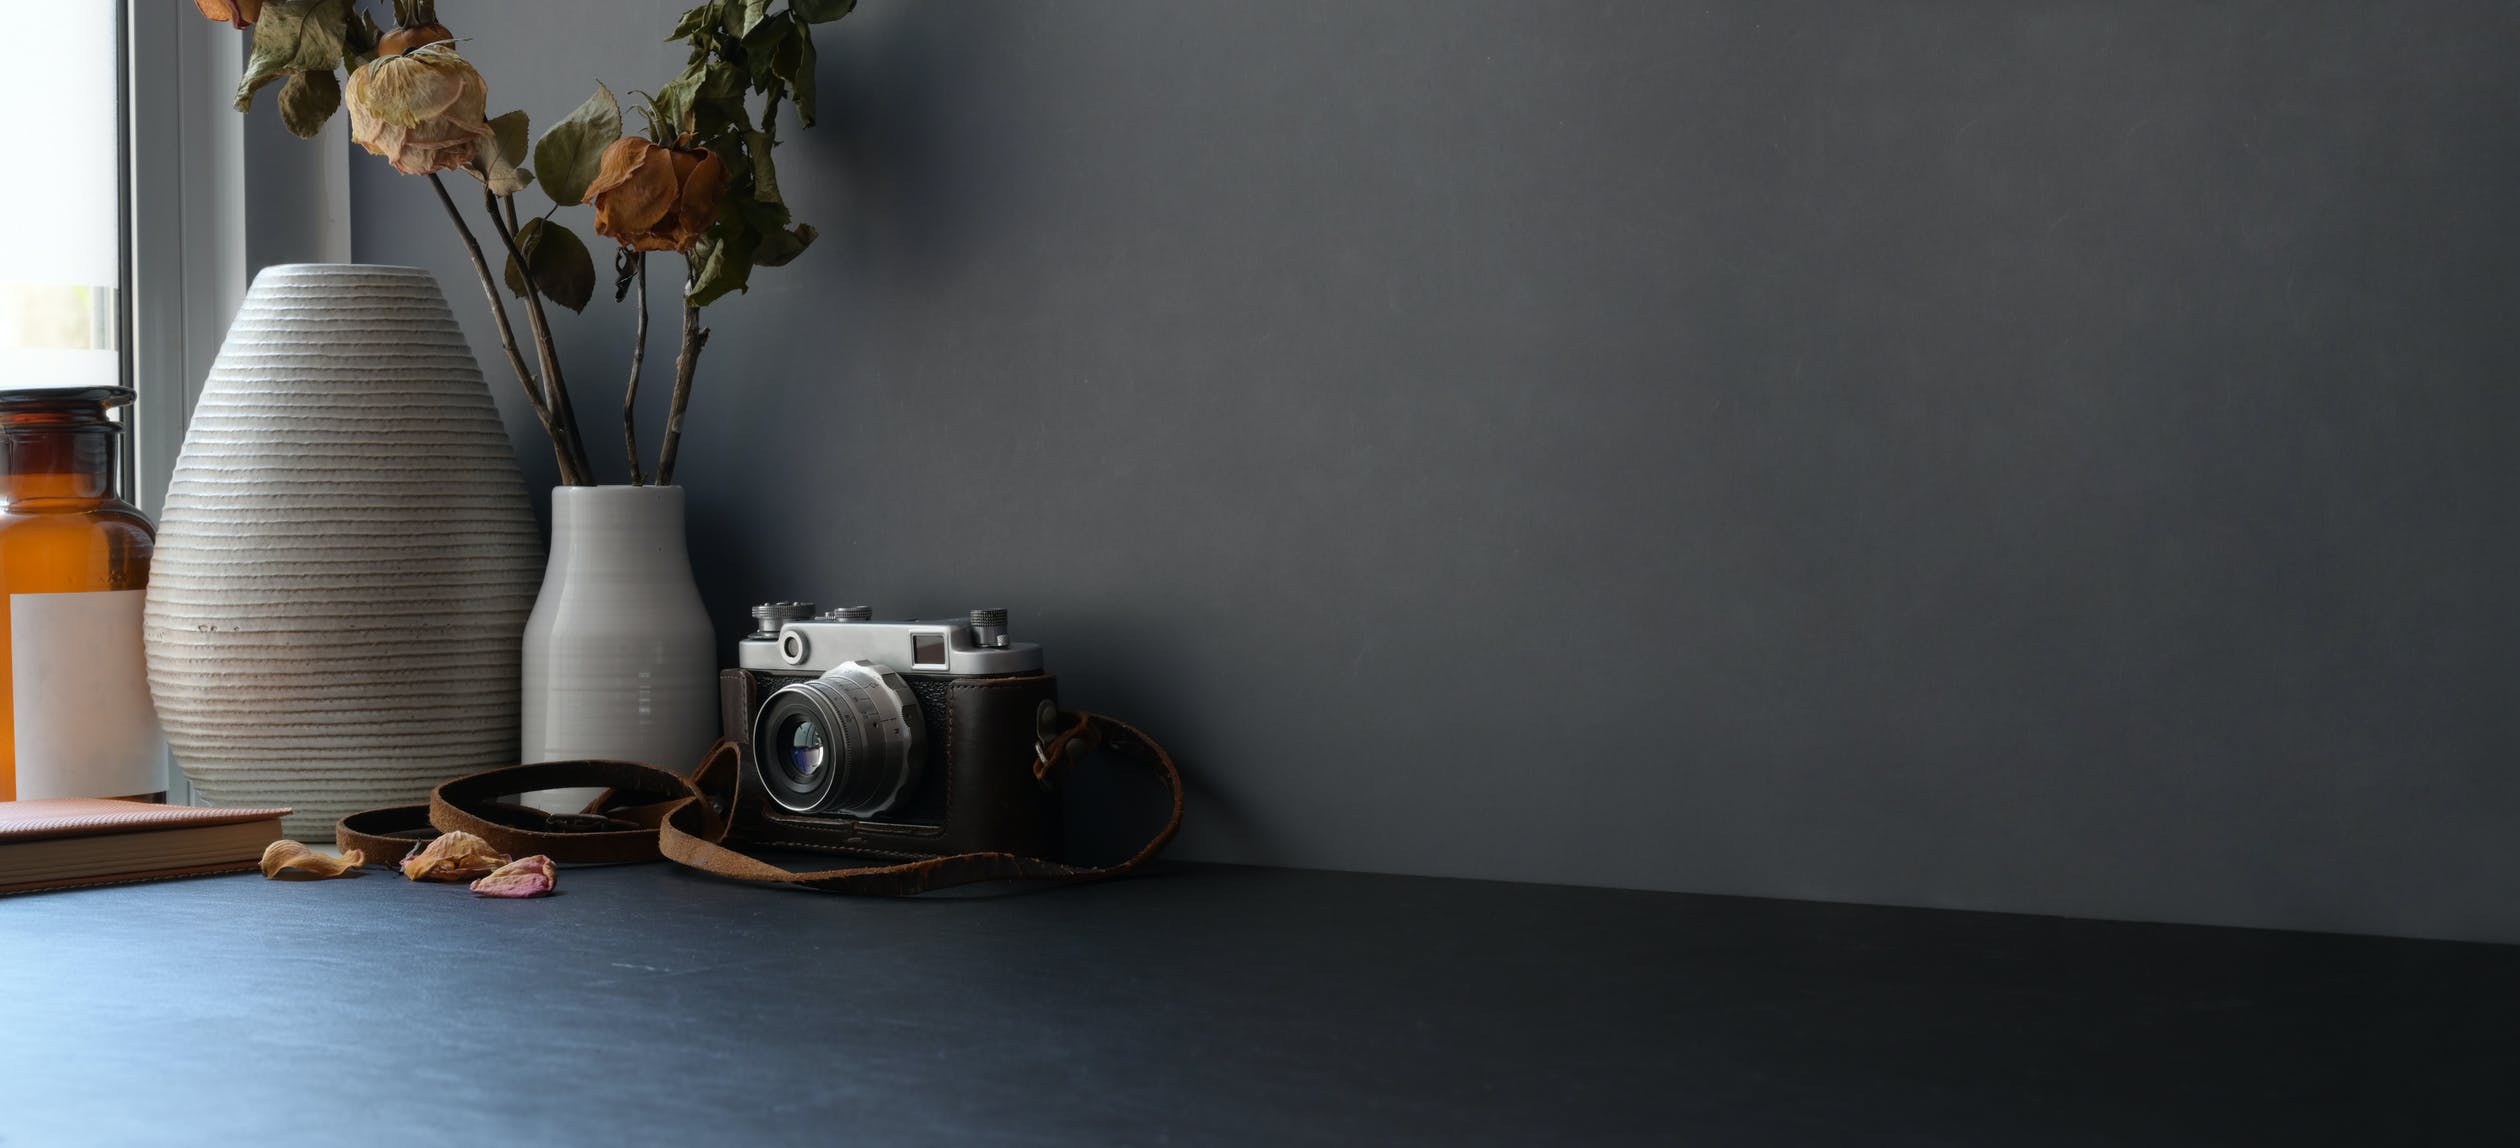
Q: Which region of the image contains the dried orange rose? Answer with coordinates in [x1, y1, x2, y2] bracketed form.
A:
[345, 42, 494, 176]
[400, 830, 510, 881]
[585, 137, 727, 253]
[260, 839, 365, 879]
[470, 855, 558, 898]
[195, 0, 262, 29]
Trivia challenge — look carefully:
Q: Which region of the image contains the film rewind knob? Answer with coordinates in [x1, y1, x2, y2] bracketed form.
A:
[750, 602, 814, 638]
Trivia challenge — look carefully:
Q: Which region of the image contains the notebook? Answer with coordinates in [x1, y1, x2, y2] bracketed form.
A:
[0, 798, 291, 895]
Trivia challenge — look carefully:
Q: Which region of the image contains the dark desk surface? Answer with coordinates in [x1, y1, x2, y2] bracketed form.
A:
[2, 862, 2513, 1146]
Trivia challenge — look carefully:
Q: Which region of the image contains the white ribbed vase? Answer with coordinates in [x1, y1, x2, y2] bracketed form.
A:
[143, 264, 541, 837]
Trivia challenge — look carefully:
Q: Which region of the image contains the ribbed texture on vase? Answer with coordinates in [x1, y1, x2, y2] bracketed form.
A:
[144, 264, 541, 838]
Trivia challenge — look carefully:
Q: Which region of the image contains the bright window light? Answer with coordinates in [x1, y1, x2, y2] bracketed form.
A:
[0, 6, 120, 390]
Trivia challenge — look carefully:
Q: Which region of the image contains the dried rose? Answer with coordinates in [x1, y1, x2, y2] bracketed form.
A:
[400, 830, 510, 882]
[470, 855, 558, 898]
[260, 839, 365, 880]
[585, 137, 727, 254]
[195, 0, 263, 29]
[345, 42, 494, 177]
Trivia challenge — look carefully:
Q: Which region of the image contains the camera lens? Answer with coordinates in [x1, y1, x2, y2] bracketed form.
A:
[750, 660, 924, 817]
[778, 715, 826, 781]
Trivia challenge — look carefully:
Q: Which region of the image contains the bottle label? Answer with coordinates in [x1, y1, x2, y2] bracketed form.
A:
[10, 589, 165, 799]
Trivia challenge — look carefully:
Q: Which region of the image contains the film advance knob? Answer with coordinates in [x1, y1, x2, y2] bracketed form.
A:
[969, 608, 1009, 648]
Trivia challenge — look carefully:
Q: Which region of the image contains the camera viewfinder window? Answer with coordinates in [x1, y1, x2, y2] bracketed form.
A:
[912, 633, 947, 668]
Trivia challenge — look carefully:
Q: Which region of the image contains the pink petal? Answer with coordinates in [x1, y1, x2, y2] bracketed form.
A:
[469, 855, 558, 898]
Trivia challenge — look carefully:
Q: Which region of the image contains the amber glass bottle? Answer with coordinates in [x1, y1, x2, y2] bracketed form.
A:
[0, 387, 163, 801]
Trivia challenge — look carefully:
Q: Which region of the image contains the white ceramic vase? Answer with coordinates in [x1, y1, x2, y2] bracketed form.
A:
[519, 485, 718, 808]
[143, 264, 541, 838]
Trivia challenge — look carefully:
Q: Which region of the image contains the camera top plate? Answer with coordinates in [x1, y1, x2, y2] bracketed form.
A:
[737, 606, 1044, 677]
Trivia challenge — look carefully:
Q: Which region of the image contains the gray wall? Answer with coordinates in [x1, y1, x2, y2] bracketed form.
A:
[349, 1, 2520, 943]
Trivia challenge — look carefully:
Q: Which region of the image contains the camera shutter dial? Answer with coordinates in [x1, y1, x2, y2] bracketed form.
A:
[969, 608, 1008, 648]
[751, 660, 926, 818]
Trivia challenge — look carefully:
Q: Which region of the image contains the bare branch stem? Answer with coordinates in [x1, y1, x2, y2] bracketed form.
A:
[623, 255, 650, 487]
[655, 260, 708, 487]
[483, 186, 595, 484]
[427, 173, 582, 486]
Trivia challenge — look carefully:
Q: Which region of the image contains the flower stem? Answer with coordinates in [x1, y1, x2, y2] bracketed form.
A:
[623, 255, 649, 487]
[427, 173, 583, 486]
[483, 187, 595, 485]
[655, 260, 709, 487]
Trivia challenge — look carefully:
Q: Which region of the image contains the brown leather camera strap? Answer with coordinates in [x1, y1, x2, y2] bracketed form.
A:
[334, 803, 442, 861]
[335, 759, 696, 866]
[334, 711, 1183, 895]
[659, 710, 1183, 895]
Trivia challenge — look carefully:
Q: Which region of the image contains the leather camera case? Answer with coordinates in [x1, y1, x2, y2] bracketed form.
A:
[719, 668, 1064, 862]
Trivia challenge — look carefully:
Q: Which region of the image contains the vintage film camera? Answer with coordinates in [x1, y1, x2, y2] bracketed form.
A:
[723, 603, 1062, 860]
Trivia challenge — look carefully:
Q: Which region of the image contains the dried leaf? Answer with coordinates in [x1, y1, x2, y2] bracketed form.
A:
[235, 0, 349, 113]
[471, 108, 533, 196]
[745, 129, 781, 206]
[278, 69, 342, 140]
[651, 65, 708, 141]
[687, 214, 758, 306]
[400, 831, 510, 881]
[785, 18, 816, 127]
[260, 839, 365, 879]
[739, 11, 791, 83]
[668, 4, 720, 41]
[793, 0, 855, 24]
[341, 7, 381, 72]
[470, 855, 558, 898]
[501, 218, 597, 313]
[533, 84, 623, 209]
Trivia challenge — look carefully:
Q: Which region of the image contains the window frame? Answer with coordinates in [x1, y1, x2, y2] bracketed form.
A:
[124, 6, 236, 805]
[126, 5, 239, 525]
[123, 5, 351, 803]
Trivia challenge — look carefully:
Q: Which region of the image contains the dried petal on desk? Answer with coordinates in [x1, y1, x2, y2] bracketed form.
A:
[469, 855, 557, 898]
[400, 831, 509, 882]
[260, 840, 365, 880]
